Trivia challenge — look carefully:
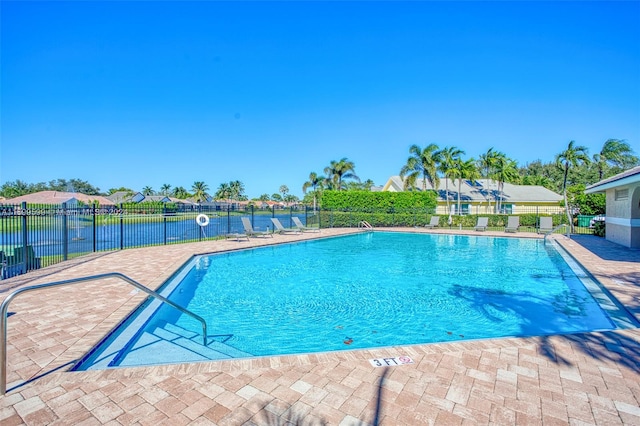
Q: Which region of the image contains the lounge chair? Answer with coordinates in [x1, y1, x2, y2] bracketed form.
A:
[241, 217, 272, 238]
[538, 217, 553, 234]
[292, 216, 320, 232]
[424, 216, 440, 229]
[270, 218, 300, 235]
[474, 217, 489, 231]
[225, 232, 249, 241]
[505, 216, 520, 233]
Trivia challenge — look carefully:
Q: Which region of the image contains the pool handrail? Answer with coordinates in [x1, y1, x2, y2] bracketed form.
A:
[544, 224, 570, 243]
[358, 220, 374, 230]
[0, 272, 208, 395]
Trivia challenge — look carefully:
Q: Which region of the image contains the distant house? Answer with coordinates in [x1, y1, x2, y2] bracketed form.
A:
[4, 191, 115, 206]
[140, 195, 172, 203]
[107, 191, 144, 204]
[585, 166, 640, 249]
[381, 176, 563, 215]
[107, 192, 186, 205]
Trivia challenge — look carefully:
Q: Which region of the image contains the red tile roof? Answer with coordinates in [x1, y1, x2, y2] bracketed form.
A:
[4, 191, 115, 205]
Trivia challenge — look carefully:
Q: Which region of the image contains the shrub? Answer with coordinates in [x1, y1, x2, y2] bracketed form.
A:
[593, 221, 606, 237]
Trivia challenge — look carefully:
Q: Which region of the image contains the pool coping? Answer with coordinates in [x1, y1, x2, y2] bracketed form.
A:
[1, 227, 639, 425]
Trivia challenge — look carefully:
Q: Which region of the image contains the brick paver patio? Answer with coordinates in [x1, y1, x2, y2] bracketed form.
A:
[0, 228, 638, 425]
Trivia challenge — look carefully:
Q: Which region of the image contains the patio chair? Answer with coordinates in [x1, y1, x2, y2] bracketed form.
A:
[474, 217, 489, 231]
[505, 216, 520, 233]
[270, 218, 300, 235]
[292, 216, 320, 232]
[538, 217, 553, 234]
[241, 217, 272, 238]
[225, 232, 249, 241]
[424, 216, 440, 229]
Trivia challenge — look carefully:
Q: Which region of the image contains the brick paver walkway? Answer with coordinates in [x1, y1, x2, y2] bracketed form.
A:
[1, 228, 638, 425]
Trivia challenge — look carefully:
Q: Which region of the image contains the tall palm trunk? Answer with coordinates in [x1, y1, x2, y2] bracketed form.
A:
[562, 164, 574, 233]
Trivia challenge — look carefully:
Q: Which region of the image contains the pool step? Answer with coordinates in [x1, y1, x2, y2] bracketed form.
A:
[163, 323, 253, 358]
[114, 322, 251, 367]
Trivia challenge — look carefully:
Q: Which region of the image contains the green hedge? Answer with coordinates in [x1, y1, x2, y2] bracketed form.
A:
[319, 209, 438, 227]
[321, 190, 437, 210]
[318, 211, 568, 229]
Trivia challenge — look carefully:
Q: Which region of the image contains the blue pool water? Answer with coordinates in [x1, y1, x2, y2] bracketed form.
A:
[75, 232, 630, 370]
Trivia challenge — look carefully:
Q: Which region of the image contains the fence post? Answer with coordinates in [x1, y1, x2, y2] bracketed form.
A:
[119, 203, 124, 250]
[92, 205, 97, 252]
[62, 202, 69, 261]
[163, 205, 167, 245]
[20, 202, 27, 274]
[228, 206, 232, 234]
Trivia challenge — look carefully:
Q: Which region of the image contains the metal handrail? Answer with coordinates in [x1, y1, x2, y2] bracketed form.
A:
[544, 224, 570, 243]
[0, 272, 208, 395]
[358, 220, 373, 230]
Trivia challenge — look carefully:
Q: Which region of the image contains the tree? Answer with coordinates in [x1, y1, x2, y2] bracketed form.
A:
[399, 144, 441, 192]
[191, 181, 209, 203]
[215, 182, 231, 203]
[302, 172, 324, 211]
[141, 186, 154, 196]
[477, 148, 501, 211]
[48, 178, 102, 195]
[453, 158, 479, 215]
[172, 186, 190, 199]
[593, 139, 639, 180]
[229, 180, 245, 204]
[258, 193, 270, 201]
[555, 141, 590, 232]
[271, 193, 283, 202]
[438, 146, 464, 214]
[493, 155, 519, 213]
[0, 180, 38, 198]
[160, 184, 172, 195]
[324, 158, 360, 190]
[108, 187, 134, 195]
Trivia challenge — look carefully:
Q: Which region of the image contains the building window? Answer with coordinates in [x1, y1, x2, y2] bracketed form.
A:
[615, 189, 629, 200]
[499, 204, 514, 214]
[453, 204, 470, 215]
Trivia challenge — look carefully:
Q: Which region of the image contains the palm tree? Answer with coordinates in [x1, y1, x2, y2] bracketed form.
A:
[555, 141, 590, 232]
[454, 158, 480, 215]
[399, 144, 441, 192]
[215, 182, 231, 204]
[593, 139, 639, 180]
[229, 180, 245, 206]
[191, 181, 209, 204]
[279, 185, 290, 206]
[160, 184, 171, 195]
[477, 148, 500, 212]
[142, 186, 154, 196]
[438, 146, 464, 215]
[302, 172, 325, 211]
[324, 158, 359, 190]
[172, 186, 189, 199]
[493, 156, 519, 213]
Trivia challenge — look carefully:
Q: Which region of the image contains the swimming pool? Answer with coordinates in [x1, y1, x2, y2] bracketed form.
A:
[74, 232, 633, 370]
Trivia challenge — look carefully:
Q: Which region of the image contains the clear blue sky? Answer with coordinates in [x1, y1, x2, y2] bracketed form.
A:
[2, 1, 639, 199]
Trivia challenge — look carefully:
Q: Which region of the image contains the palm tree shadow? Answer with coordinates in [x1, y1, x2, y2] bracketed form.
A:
[449, 284, 640, 371]
[249, 368, 390, 425]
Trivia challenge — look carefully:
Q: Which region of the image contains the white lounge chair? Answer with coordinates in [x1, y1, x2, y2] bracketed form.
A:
[270, 218, 300, 235]
[538, 217, 553, 234]
[505, 216, 520, 233]
[474, 217, 489, 231]
[424, 216, 440, 229]
[241, 217, 272, 238]
[292, 216, 320, 232]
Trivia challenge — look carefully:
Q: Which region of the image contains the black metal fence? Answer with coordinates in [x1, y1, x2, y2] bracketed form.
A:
[0, 202, 595, 280]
